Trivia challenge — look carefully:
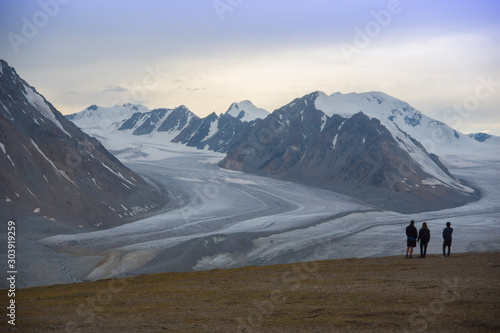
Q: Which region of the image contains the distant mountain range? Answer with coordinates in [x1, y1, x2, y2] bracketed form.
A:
[66, 90, 499, 213]
[68, 92, 498, 154]
[67, 100, 271, 152]
[0, 60, 166, 228]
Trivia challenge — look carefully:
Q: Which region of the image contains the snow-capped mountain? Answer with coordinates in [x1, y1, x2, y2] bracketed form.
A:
[0, 60, 166, 228]
[67, 103, 150, 131]
[467, 132, 500, 144]
[66, 103, 151, 140]
[117, 105, 199, 138]
[219, 91, 479, 213]
[225, 100, 269, 122]
[314, 91, 497, 155]
[152, 101, 267, 151]
[68, 104, 204, 151]
[172, 111, 251, 152]
[67, 100, 269, 153]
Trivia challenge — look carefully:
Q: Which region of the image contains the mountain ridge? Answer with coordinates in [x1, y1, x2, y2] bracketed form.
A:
[0, 59, 167, 228]
[218, 91, 479, 213]
[67, 92, 499, 148]
[65, 88, 493, 213]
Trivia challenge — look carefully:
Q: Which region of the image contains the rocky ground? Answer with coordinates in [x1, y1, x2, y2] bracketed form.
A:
[2, 251, 499, 332]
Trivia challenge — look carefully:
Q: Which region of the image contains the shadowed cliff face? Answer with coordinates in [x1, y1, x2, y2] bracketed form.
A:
[219, 92, 479, 213]
[0, 59, 167, 228]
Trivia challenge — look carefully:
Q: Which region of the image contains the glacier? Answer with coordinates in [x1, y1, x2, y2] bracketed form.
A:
[4, 87, 499, 288]
[30, 135, 500, 287]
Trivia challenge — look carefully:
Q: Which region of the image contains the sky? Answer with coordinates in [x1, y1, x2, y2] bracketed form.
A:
[1, 0, 500, 135]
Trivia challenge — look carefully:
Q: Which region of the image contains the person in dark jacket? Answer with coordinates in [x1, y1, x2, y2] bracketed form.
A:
[417, 222, 430, 258]
[442, 222, 453, 257]
[405, 220, 418, 258]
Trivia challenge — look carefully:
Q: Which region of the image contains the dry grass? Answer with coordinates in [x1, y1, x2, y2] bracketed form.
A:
[2, 252, 499, 332]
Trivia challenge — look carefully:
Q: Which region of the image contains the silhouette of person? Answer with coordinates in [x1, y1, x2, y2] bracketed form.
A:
[417, 222, 430, 258]
[405, 220, 417, 258]
[442, 222, 453, 257]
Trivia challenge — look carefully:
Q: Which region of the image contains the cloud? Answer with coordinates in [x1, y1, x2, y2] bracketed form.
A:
[178, 87, 205, 91]
[102, 85, 129, 93]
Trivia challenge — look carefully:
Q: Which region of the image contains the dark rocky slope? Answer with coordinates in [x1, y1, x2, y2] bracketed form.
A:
[0, 59, 166, 228]
[219, 92, 479, 213]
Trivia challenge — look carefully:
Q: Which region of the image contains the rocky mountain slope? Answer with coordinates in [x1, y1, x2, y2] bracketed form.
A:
[219, 92, 479, 213]
[0, 60, 166, 228]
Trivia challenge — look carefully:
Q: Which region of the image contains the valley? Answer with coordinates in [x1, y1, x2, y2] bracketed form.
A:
[20, 136, 500, 288]
[1, 59, 499, 289]
[1, 3, 499, 330]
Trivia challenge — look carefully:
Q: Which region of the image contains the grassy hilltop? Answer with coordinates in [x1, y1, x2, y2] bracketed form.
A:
[2, 252, 499, 332]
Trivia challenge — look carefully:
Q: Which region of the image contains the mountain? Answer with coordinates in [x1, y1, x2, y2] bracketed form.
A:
[467, 132, 500, 144]
[219, 91, 479, 213]
[66, 103, 150, 132]
[314, 91, 499, 155]
[66, 103, 150, 139]
[0, 60, 166, 228]
[68, 100, 269, 153]
[116, 105, 199, 137]
[225, 100, 269, 122]
[168, 101, 268, 151]
[171, 112, 251, 152]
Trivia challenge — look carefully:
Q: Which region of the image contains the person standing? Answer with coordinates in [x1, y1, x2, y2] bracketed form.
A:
[405, 220, 418, 258]
[417, 222, 430, 258]
[442, 222, 453, 257]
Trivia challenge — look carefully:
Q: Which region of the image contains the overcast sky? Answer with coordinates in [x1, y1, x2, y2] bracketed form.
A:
[1, 0, 499, 135]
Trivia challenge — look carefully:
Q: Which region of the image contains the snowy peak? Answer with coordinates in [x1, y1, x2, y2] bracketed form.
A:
[314, 91, 415, 119]
[0, 59, 72, 138]
[68, 103, 201, 140]
[467, 132, 500, 144]
[219, 90, 480, 213]
[313, 90, 485, 155]
[225, 100, 269, 122]
[67, 103, 150, 131]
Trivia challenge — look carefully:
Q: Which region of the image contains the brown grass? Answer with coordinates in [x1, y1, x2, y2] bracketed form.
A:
[2, 252, 499, 332]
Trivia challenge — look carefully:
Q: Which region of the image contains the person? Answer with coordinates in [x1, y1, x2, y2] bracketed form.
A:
[405, 220, 418, 258]
[417, 222, 430, 258]
[442, 222, 453, 257]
